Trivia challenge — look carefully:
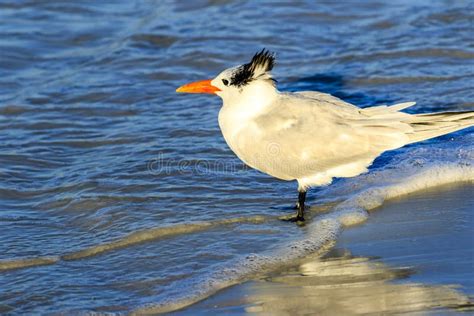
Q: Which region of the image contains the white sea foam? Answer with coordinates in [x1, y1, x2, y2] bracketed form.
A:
[134, 134, 474, 314]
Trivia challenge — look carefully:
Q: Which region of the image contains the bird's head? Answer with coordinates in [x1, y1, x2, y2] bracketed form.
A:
[176, 49, 277, 104]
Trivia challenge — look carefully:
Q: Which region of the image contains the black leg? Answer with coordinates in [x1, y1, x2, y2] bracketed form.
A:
[281, 190, 307, 223]
[296, 190, 306, 221]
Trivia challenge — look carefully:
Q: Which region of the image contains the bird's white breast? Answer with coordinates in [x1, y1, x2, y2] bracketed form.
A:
[218, 100, 261, 161]
[217, 83, 280, 175]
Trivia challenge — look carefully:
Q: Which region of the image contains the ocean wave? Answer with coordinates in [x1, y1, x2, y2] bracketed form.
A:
[62, 215, 269, 261]
[0, 215, 271, 272]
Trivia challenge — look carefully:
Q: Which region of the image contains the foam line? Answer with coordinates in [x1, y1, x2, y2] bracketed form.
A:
[0, 216, 270, 272]
[0, 257, 58, 272]
[332, 163, 474, 227]
[62, 215, 269, 260]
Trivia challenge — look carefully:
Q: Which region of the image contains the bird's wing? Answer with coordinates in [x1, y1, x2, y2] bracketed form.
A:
[294, 91, 360, 110]
[251, 93, 413, 181]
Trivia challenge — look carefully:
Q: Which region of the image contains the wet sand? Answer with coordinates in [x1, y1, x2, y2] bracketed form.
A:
[177, 183, 474, 315]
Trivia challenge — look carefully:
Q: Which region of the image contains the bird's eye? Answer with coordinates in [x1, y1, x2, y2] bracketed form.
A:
[222, 79, 229, 86]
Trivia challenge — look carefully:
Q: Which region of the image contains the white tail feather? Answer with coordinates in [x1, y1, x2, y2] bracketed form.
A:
[407, 111, 474, 143]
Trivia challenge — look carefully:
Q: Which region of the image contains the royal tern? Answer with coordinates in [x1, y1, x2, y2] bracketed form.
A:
[176, 49, 474, 222]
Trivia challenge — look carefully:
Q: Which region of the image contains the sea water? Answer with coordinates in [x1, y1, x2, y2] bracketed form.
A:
[0, 0, 472, 313]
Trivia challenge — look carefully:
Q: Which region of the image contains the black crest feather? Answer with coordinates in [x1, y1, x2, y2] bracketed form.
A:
[230, 49, 275, 87]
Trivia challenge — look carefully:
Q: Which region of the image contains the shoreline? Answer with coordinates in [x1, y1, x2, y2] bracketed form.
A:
[176, 183, 474, 315]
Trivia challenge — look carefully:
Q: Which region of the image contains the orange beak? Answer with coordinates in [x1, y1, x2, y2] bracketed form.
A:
[176, 79, 221, 94]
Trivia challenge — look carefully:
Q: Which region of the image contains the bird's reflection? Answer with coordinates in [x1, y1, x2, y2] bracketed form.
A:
[244, 250, 472, 315]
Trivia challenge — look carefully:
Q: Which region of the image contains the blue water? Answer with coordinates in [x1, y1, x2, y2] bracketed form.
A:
[0, 0, 473, 314]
